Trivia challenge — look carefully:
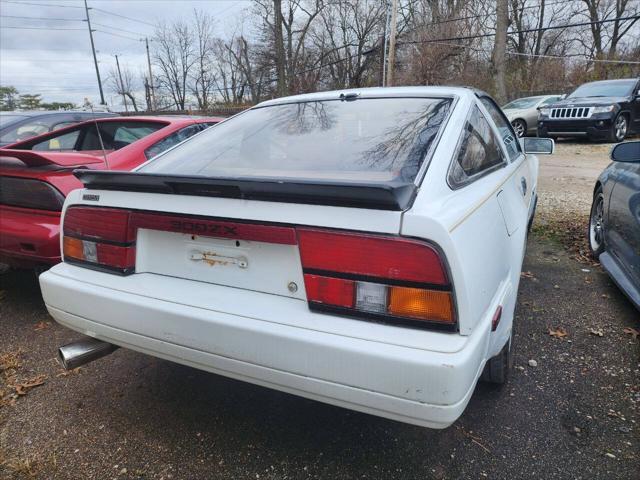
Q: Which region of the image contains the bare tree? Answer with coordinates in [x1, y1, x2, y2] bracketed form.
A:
[108, 62, 139, 112]
[154, 20, 196, 110]
[191, 10, 218, 109]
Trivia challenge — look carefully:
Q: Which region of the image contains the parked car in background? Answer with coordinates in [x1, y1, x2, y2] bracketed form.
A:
[538, 78, 640, 142]
[40, 87, 554, 429]
[0, 110, 117, 147]
[0, 115, 222, 270]
[589, 141, 640, 310]
[502, 94, 564, 137]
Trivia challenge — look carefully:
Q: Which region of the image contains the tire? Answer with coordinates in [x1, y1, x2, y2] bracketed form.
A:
[481, 330, 513, 385]
[609, 113, 628, 143]
[511, 119, 527, 138]
[588, 186, 605, 259]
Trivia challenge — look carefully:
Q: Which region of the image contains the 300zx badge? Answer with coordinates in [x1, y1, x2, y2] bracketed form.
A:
[169, 220, 238, 236]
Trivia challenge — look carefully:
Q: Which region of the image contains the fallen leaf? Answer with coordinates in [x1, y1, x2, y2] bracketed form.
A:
[33, 321, 51, 331]
[520, 271, 535, 279]
[548, 326, 568, 338]
[589, 328, 604, 337]
[11, 374, 46, 396]
[623, 327, 639, 341]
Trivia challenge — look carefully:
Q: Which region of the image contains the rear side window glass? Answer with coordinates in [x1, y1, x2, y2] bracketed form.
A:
[0, 122, 49, 144]
[448, 105, 506, 188]
[139, 98, 452, 184]
[479, 97, 521, 161]
[80, 121, 165, 151]
[144, 124, 203, 159]
[32, 129, 80, 151]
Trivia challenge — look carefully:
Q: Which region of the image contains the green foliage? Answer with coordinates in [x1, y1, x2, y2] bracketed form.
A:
[0, 86, 19, 111]
[19, 94, 42, 110]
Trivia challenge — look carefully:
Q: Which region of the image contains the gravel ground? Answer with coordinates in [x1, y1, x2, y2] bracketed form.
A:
[1, 141, 638, 479]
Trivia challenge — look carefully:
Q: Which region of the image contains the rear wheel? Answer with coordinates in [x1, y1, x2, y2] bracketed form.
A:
[589, 186, 605, 259]
[511, 119, 527, 138]
[609, 114, 628, 143]
[481, 330, 513, 385]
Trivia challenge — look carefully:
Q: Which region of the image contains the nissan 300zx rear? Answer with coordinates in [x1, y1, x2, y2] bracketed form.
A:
[40, 87, 542, 428]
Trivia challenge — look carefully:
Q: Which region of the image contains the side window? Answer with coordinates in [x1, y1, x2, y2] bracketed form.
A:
[479, 97, 522, 161]
[32, 129, 81, 151]
[0, 122, 49, 144]
[144, 125, 202, 159]
[448, 105, 506, 188]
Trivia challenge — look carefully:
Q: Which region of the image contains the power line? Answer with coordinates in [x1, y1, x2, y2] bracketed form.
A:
[2, 0, 84, 8]
[92, 7, 155, 27]
[1, 25, 85, 30]
[91, 22, 143, 36]
[0, 14, 83, 21]
[398, 14, 640, 48]
[94, 29, 141, 42]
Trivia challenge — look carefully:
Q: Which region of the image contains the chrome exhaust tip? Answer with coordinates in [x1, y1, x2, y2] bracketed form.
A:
[58, 337, 119, 370]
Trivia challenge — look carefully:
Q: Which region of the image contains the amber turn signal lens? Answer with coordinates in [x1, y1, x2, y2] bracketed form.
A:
[63, 236, 84, 261]
[388, 287, 454, 323]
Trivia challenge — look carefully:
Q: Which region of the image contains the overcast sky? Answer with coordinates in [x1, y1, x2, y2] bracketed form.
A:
[0, 0, 253, 109]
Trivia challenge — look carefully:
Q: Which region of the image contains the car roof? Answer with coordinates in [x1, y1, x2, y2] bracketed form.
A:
[256, 86, 476, 108]
[0, 110, 116, 118]
[100, 116, 222, 124]
[580, 78, 639, 86]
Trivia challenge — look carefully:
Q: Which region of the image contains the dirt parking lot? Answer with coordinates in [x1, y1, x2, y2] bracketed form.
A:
[1, 142, 638, 480]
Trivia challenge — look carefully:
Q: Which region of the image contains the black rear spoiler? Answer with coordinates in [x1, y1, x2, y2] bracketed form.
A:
[74, 170, 417, 211]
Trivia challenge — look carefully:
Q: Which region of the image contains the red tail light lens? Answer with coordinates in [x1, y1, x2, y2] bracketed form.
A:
[64, 207, 133, 242]
[297, 228, 447, 285]
[298, 228, 455, 328]
[63, 206, 134, 274]
[0, 176, 65, 211]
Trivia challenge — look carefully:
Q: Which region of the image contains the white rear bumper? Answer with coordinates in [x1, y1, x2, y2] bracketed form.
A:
[40, 264, 491, 429]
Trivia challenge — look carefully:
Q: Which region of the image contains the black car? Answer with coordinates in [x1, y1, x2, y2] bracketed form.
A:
[589, 141, 640, 309]
[538, 78, 640, 142]
[0, 110, 117, 147]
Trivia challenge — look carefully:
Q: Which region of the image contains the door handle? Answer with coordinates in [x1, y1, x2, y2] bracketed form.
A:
[520, 177, 527, 196]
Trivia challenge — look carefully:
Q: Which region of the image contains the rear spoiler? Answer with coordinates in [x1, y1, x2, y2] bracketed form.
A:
[0, 149, 106, 168]
[74, 170, 417, 211]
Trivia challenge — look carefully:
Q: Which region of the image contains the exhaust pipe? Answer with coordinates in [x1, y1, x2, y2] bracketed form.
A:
[58, 337, 119, 370]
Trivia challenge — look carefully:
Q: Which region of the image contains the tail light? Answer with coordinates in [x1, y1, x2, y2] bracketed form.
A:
[298, 228, 455, 328]
[0, 176, 65, 211]
[62, 206, 456, 329]
[63, 207, 135, 274]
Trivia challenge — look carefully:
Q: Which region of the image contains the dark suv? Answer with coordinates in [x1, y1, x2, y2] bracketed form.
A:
[537, 78, 640, 142]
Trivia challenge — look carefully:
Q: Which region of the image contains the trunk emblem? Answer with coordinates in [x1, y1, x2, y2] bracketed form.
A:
[288, 282, 298, 293]
[190, 251, 248, 268]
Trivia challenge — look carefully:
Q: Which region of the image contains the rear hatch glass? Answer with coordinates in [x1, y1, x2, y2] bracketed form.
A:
[139, 97, 452, 184]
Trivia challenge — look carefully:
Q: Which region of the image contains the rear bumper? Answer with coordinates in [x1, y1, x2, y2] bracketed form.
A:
[40, 264, 492, 428]
[538, 117, 614, 139]
[0, 205, 61, 267]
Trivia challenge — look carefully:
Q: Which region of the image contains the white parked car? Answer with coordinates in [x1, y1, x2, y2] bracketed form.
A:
[40, 87, 552, 428]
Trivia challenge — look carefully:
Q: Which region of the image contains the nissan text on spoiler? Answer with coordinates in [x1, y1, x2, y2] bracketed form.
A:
[0, 116, 221, 270]
[39, 87, 553, 428]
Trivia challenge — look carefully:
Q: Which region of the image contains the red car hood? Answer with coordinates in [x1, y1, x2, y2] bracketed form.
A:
[0, 149, 108, 168]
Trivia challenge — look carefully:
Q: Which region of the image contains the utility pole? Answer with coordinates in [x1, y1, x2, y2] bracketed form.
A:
[381, 0, 391, 87]
[273, 0, 286, 97]
[84, 0, 105, 105]
[114, 55, 129, 113]
[492, 0, 508, 103]
[144, 37, 156, 111]
[386, 0, 399, 87]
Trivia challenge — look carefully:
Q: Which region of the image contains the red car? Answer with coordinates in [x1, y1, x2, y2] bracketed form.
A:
[0, 115, 222, 270]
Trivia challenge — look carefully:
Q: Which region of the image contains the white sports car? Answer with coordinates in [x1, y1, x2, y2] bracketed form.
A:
[40, 87, 552, 428]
